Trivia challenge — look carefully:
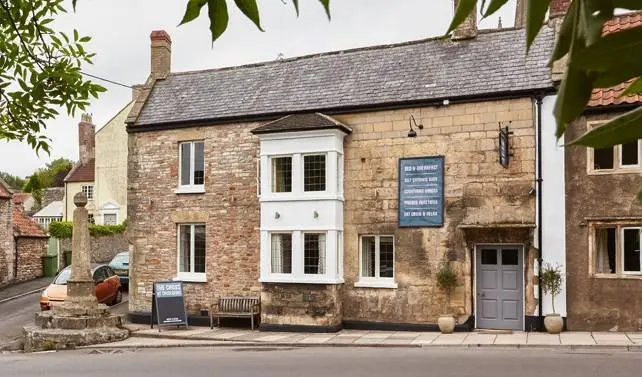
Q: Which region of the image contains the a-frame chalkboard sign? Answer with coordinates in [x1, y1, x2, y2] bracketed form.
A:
[151, 280, 188, 332]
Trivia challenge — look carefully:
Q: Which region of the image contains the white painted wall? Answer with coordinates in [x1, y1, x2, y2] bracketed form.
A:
[538, 94, 567, 317]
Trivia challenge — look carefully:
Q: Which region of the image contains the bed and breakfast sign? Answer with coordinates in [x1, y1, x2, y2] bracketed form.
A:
[398, 156, 445, 228]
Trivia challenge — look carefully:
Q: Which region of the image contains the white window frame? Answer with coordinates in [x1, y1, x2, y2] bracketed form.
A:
[175, 223, 207, 282]
[103, 213, 118, 226]
[302, 232, 327, 275]
[621, 227, 642, 275]
[302, 153, 328, 193]
[619, 140, 642, 169]
[270, 232, 293, 275]
[269, 155, 293, 194]
[355, 235, 398, 289]
[81, 184, 94, 200]
[177, 141, 205, 194]
[587, 121, 642, 174]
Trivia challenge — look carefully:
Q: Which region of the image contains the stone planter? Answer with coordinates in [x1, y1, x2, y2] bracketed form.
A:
[544, 313, 563, 334]
[437, 314, 456, 334]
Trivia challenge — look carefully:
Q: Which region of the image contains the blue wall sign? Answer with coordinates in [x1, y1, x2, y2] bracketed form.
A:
[398, 156, 445, 227]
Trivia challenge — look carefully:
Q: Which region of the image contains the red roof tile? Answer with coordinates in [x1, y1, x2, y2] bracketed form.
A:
[64, 159, 95, 183]
[12, 193, 31, 204]
[13, 206, 47, 238]
[0, 179, 11, 199]
[589, 12, 642, 107]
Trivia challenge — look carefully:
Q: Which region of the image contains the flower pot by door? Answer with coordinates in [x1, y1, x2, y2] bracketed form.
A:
[438, 315, 456, 334]
[544, 314, 563, 334]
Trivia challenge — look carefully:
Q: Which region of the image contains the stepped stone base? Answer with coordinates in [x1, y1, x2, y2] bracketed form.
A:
[23, 326, 129, 352]
[35, 311, 123, 329]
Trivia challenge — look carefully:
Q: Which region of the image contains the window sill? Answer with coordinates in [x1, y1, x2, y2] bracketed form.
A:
[174, 187, 206, 195]
[173, 273, 207, 283]
[259, 276, 344, 285]
[592, 273, 642, 280]
[588, 168, 642, 176]
[260, 194, 344, 202]
[354, 280, 398, 289]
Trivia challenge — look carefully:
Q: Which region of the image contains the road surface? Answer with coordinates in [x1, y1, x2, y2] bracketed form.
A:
[2, 347, 642, 377]
[0, 290, 128, 349]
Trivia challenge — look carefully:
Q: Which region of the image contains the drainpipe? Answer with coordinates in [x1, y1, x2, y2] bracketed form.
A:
[535, 96, 544, 330]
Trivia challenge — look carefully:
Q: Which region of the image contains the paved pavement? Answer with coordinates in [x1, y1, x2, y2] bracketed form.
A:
[0, 277, 53, 302]
[112, 324, 642, 350]
[3, 346, 642, 377]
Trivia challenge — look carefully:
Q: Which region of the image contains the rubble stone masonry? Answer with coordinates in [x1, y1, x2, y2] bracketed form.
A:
[0, 197, 15, 285]
[15, 238, 46, 282]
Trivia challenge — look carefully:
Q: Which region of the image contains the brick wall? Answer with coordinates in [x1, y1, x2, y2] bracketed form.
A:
[0, 197, 15, 285]
[334, 98, 536, 324]
[128, 124, 261, 314]
[15, 237, 46, 282]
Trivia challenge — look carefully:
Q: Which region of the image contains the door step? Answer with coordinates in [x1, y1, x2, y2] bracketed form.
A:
[474, 329, 513, 335]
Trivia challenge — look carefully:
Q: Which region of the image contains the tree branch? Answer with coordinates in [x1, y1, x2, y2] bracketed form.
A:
[0, 0, 46, 71]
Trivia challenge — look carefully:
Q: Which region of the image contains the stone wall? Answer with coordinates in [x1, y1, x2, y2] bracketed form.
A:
[0, 197, 15, 285]
[15, 237, 46, 282]
[334, 98, 537, 325]
[128, 123, 261, 314]
[261, 284, 342, 328]
[565, 113, 642, 331]
[60, 233, 129, 264]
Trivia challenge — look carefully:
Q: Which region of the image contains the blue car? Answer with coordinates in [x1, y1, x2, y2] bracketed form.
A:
[108, 251, 129, 290]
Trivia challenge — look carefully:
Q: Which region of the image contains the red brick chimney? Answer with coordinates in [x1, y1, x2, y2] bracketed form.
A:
[550, 0, 571, 19]
[452, 0, 478, 40]
[78, 113, 95, 165]
[150, 30, 172, 79]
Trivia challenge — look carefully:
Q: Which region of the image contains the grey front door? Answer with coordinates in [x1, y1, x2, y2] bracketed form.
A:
[476, 246, 523, 330]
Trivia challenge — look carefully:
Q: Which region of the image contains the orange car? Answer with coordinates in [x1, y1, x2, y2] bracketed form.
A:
[40, 264, 122, 310]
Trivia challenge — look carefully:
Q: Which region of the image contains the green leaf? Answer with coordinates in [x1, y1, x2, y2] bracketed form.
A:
[570, 107, 642, 148]
[622, 77, 642, 96]
[319, 0, 331, 20]
[554, 67, 594, 138]
[207, 0, 229, 43]
[550, 0, 578, 63]
[234, 0, 264, 31]
[446, 0, 476, 36]
[179, 0, 208, 25]
[482, 0, 509, 17]
[613, 0, 642, 10]
[72, 0, 77, 11]
[637, 188, 642, 204]
[292, 0, 299, 16]
[526, 0, 551, 50]
[572, 26, 642, 72]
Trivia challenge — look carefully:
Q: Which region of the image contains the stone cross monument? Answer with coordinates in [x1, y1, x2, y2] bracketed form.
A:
[23, 192, 128, 352]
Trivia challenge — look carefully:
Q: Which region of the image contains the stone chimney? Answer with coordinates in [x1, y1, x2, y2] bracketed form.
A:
[550, 0, 571, 20]
[452, 0, 478, 41]
[515, 0, 526, 28]
[78, 113, 95, 165]
[132, 84, 144, 101]
[150, 30, 172, 79]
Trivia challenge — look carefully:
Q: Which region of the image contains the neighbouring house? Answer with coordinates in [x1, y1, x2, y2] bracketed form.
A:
[95, 99, 135, 225]
[64, 114, 96, 222]
[564, 12, 642, 331]
[33, 200, 63, 231]
[12, 192, 36, 214]
[125, 0, 570, 332]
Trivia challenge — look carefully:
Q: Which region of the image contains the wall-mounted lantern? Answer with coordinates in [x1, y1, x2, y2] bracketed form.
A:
[498, 122, 513, 168]
[408, 115, 424, 138]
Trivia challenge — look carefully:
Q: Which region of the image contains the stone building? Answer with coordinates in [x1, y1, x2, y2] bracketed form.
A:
[0, 179, 15, 286]
[564, 12, 642, 331]
[125, 1, 570, 332]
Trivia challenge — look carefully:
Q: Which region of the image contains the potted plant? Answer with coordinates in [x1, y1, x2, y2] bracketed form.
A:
[540, 263, 564, 334]
[436, 263, 459, 334]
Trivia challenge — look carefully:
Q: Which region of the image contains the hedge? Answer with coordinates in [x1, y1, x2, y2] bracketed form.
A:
[48, 220, 127, 239]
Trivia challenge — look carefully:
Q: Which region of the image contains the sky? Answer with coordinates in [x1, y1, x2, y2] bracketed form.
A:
[0, 0, 517, 178]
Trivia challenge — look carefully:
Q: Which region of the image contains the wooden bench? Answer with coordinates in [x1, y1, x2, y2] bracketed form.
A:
[210, 297, 260, 330]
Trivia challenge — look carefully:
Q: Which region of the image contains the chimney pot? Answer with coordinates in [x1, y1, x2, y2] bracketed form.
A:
[452, 0, 478, 41]
[150, 30, 172, 79]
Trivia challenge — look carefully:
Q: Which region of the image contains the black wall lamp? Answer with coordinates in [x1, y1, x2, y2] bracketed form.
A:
[408, 115, 424, 137]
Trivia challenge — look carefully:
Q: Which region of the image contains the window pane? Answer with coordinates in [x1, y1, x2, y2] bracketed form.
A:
[361, 236, 375, 278]
[501, 249, 519, 265]
[194, 225, 206, 273]
[304, 233, 326, 274]
[179, 225, 191, 272]
[596, 228, 616, 274]
[104, 214, 117, 225]
[194, 142, 204, 185]
[623, 228, 641, 273]
[481, 249, 497, 265]
[271, 157, 292, 193]
[621, 141, 639, 166]
[304, 155, 326, 192]
[594, 147, 614, 170]
[379, 236, 394, 278]
[271, 233, 292, 274]
[180, 143, 191, 185]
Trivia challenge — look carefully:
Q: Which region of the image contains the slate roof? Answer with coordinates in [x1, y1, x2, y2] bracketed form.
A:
[13, 206, 47, 238]
[33, 200, 63, 218]
[133, 26, 555, 128]
[64, 159, 95, 183]
[589, 12, 642, 107]
[251, 113, 352, 134]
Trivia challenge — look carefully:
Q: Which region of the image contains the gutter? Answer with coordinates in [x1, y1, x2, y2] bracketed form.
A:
[535, 95, 544, 329]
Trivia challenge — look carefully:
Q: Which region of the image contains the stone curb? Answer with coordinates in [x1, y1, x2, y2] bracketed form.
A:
[122, 334, 642, 352]
[0, 286, 48, 305]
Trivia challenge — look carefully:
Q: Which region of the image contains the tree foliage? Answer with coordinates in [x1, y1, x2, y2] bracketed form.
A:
[22, 157, 72, 206]
[0, 0, 105, 153]
[539, 263, 564, 314]
[48, 219, 127, 239]
[0, 170, 25, 190]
